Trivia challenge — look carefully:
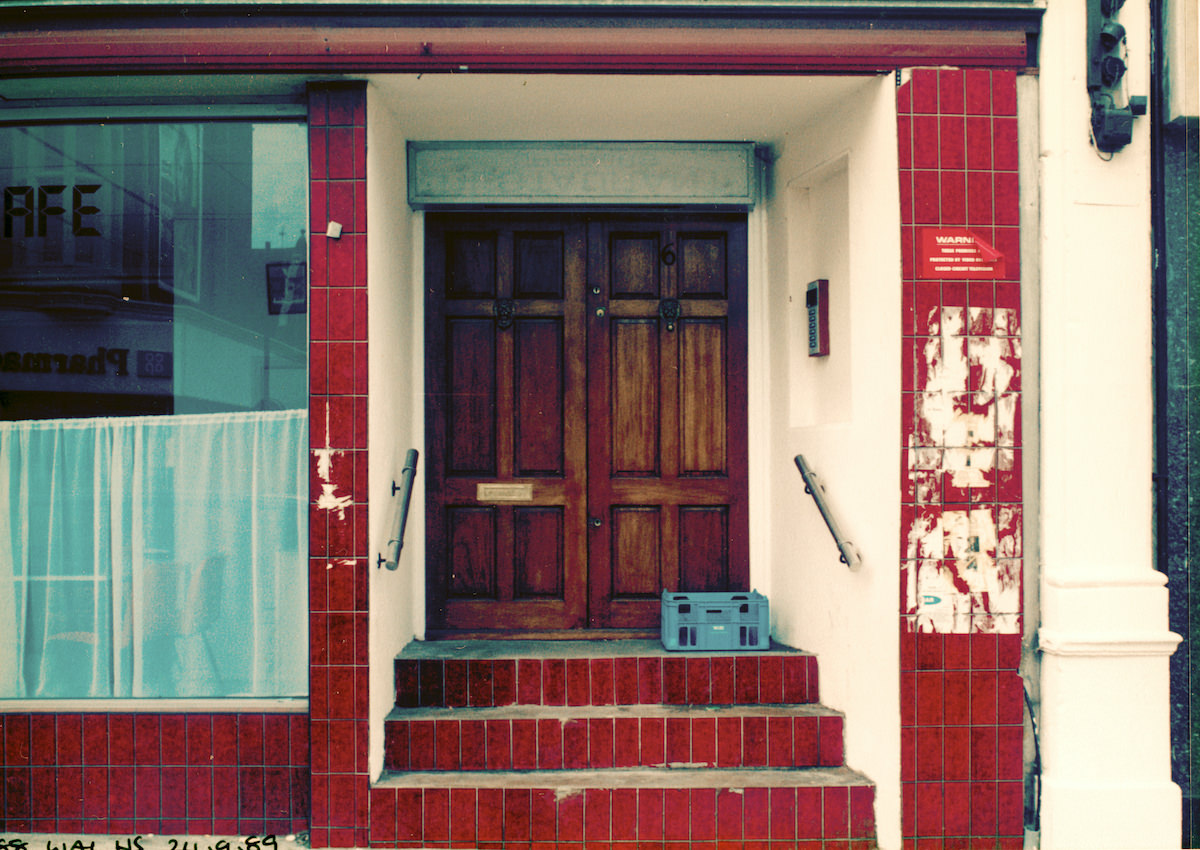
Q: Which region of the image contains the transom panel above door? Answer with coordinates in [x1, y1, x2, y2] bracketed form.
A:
[425, 212, 748, 634]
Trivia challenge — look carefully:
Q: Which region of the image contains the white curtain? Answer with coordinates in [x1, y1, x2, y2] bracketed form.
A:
[0, 409, 308, 699]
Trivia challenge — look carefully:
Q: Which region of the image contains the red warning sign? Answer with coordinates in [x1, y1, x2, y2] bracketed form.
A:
[920, 229, 1006, 279]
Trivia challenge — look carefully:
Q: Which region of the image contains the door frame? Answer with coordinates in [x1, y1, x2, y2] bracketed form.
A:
[404, 181, 771, 641]
[420, 209, 755, 637]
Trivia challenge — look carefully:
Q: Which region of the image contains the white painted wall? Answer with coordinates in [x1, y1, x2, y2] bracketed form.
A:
[366, 83, 426, 780]
[363, 76, 901, 847]
[762, 76, 902, 850]
[1036, 0, 1182, 846]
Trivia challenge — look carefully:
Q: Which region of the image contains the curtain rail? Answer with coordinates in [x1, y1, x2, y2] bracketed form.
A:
[794, 454, 861, 569]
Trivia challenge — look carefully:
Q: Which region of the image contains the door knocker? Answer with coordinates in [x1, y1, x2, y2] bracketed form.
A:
[659, 298, 681, 332]
[495, 298, 515, 330]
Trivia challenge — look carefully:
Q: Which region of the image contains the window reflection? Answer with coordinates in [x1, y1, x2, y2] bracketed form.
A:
[0, 122, 308, 420]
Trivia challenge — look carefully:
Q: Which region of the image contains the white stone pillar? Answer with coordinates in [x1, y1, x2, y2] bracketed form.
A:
[1036, 1, 1182, 847]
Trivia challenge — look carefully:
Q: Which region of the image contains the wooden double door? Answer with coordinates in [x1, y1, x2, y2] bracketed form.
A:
[425, 212, 748, 633]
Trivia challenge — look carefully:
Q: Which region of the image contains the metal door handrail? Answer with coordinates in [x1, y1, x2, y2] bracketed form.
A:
[794, 454, 861, 569]
[378, 448, 419, 571]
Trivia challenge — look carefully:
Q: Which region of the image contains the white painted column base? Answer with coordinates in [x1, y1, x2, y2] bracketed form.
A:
[1037, 576, 1182, 850]
[1040, 778, 1181, 850]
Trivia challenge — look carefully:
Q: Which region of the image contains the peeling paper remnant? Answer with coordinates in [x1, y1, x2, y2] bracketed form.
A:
[313, 447, 352, 519]
[906, 297, 1023, 635]
[903, 509, 1021, 634]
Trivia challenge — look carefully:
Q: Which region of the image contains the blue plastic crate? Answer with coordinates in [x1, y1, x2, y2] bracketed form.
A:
[660, 590, 769, 651]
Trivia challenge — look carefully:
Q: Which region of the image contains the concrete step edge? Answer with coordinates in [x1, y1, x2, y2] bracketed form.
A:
[373, 765, 874, 790]
[385, 702, 842, 722]
[396, 638, 811, 661]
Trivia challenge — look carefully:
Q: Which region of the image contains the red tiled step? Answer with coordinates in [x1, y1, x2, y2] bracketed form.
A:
[370, 767, 876, 848]
[393, 641, 819, 709]
[384, 704, 844, 772]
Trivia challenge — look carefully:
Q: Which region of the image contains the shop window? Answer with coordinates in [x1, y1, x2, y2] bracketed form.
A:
[0, 121, 308, 699]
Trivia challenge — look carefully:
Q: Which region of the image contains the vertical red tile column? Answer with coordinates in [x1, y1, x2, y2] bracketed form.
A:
[308, 81, 370, 849]
[898, 68, 1025, 849]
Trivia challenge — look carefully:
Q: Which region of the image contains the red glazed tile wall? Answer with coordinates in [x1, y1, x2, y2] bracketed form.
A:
[306, 81, 371, 850]
[367, 784, 877, 849]
[0, 712, 308, 836]
[393, 654, 819, 709]
[384, 712, 844, 772]
[897, 68, 1025, 849]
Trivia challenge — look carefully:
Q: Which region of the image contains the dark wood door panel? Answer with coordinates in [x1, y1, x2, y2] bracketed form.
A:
[679, 317, 729, 476]
[514, 231, 566, 299]
[678, 230, 731, 297]
[426, 214, 588, 632]
[513, 506, 565, 598]
[609, 506, 664, 597]
[445, 505, 497, 598]
[444, 318, 498, 476]
[679, 505, 733, 590]
[610, 317, 661, 476]
[586, 214, 749, 629]
[608, 231, 663, 298]
[444, 231, 499, 298]
[513, 317, 566, 477]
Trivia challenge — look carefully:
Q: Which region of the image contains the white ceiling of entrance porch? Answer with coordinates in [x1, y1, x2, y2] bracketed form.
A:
[371, 74, 877, 150]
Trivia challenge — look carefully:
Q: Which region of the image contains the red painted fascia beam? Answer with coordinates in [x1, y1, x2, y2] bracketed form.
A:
[0, 24, 1032, 75]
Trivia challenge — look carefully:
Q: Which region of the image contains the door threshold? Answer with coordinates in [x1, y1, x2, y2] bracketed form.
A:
[425, 628, 658, 641]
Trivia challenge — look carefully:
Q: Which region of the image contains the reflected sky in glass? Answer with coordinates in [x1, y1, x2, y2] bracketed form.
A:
[251, 123, 307, 251]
